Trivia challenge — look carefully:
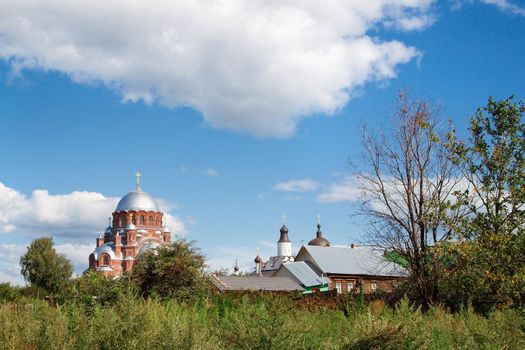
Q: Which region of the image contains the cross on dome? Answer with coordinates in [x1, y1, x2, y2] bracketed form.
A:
[135, 171, 142, 190]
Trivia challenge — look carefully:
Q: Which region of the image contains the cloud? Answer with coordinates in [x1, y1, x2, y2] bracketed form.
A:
[0, 0, 433, 137]
[452, 0, 525, 15]
[272, 179, 319, 192]
[0, 244, 26, 285]
[205, 168, 219, 177]
[480, 0, 525, 15]
[0, 182, 185, 238]
[317, 176, 362, 202]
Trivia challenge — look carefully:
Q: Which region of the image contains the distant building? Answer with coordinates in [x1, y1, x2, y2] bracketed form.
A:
[254, 218, 406, 294]
[283, 245, 407, 294]
[88, 173, 171, 276]
[211, 275, 304, 293]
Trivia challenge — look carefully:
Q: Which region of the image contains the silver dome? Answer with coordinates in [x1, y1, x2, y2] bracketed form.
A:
[116, 189, 161, 212]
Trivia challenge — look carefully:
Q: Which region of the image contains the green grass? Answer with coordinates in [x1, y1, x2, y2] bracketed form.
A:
[0, 295, 523, 350]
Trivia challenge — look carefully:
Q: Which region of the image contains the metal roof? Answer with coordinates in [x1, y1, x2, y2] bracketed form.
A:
[300, 245, 407, 277]
[280, 261, 324, 287]
[211, 275, 304, 292]
[116, 189, 161, 212]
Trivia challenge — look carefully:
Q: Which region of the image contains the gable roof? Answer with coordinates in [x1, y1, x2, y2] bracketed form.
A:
[211, 275, 304, 292]
[279, 261, 325, 287]
[298, 245, 407, 277]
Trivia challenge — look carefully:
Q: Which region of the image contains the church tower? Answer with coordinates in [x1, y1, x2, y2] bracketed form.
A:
[88, 173, 172, 276]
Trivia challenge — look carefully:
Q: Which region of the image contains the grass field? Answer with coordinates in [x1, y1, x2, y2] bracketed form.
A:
[1, 294, 523, 350]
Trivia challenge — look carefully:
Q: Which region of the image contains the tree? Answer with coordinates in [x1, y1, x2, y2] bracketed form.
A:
[353, 92, 460, 306]
[444, 96, 525, 309]
[132, 239, 209, 300]
[20, 237, 73, 294]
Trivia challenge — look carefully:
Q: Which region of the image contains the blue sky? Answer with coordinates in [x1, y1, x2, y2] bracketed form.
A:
[0, 0, 524, 283]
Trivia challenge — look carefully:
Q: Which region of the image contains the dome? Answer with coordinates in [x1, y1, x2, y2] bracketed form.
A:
[308, 223, 330, 247]
[116, 189, 161, 212]
[104, 226, 112, 234]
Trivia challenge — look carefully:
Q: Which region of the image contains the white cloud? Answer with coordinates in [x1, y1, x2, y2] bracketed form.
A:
[0, 244, 26, 286]
[452, 0, 525, 15]
[317, 176, 362, 202]
[205, 168, 219, 177]
[272, 179, 319, 192]
[0, 0, 434, 137]
[480, 0, 525, 15]
[0, 182, 185, 238]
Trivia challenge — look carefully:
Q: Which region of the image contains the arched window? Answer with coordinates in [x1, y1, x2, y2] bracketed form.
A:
[148, 216, 153, 226]
[102, 255, 110, 266]
[156, 217, 159, 226]
[122, 216, 127, 226]
[140, 215, 145, 225]
[118, 217, 122, 226]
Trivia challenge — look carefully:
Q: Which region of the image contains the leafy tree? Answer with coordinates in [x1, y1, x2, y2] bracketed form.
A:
[354, 92, 461, 306]
[132, 239, 209, 300]
[19, 237, 73, 294]
[444, 96, 525, 309]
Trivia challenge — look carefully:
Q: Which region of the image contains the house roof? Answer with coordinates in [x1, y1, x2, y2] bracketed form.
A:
[300, 245, 407, 277]
[211, 275, 304, 292]
[279, 261, 325, 287]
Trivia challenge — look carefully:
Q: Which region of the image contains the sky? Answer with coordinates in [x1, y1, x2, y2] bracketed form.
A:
[0, 0, 524, 284]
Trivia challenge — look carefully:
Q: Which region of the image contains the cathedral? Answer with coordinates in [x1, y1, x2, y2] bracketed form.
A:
[88, 173, 171, 276]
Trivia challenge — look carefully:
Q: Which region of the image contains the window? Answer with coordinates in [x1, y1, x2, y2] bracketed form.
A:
[140, 215, 145, 225]
[347, 282, 354, 292]
[371, 283, 377, 292]
[102, 255, 110, 266]
[118, 218, 122, 226]
[148, 216, 153, 225]
[122, 216, 127, 226]
[335, 282, 342, 294]
[156, 217, 160, 226]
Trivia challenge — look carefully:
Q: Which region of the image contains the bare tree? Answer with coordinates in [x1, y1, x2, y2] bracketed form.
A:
[353, 92, 460, 305]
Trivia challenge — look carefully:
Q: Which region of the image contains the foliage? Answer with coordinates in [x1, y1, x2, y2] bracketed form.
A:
[59, 271, 138, 309]
[0, 283, 18, 303]
[444, 96, 525, 309]
[19, 237, 73, 295]
[0, 294, 524, 349]
[132, 239, 210, 300]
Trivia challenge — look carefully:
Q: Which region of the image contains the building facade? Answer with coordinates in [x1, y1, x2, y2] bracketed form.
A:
[88, 176, 171, 276]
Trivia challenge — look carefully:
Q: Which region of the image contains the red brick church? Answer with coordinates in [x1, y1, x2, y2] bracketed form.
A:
[88, 173, 171, 276]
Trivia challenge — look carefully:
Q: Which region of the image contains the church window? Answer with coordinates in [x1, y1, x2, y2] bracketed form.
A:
[156, 217, 160, 226]
[102, 255, 110, 266]
[148, 216, 153, 225]
[122, 216, 127, 226]
[140, 215, 145, 225]
[118, 218, 122, 226]
[335, 282, 342, 294]
[347, 282, 354, 292]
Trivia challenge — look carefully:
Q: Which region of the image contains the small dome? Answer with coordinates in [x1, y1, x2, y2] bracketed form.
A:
[105, 226, 112, 234]
[116, 189, 161, 212]
[308, 223, 330, 247]
[278, 224, 291, 243]
[163, 226, 170, 233]
[254, 254, 263, 263]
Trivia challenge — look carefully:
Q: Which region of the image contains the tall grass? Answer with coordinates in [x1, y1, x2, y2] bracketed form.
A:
[0, 294, 523, 349]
